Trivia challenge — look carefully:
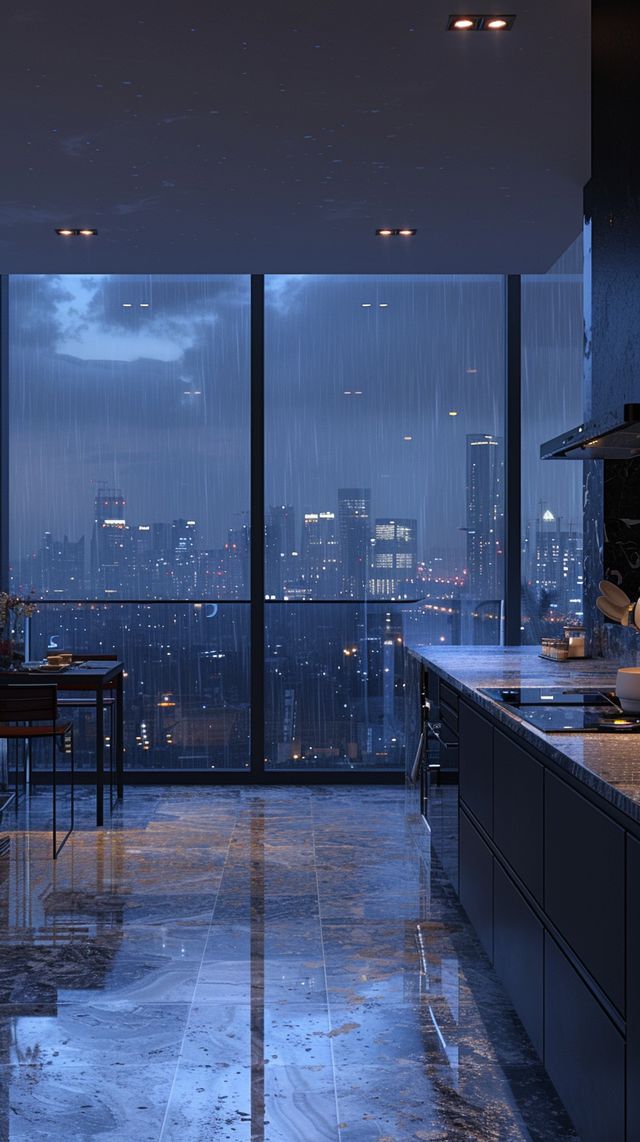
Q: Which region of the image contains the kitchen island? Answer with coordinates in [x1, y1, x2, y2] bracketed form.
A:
[407, 645, 640, 1142]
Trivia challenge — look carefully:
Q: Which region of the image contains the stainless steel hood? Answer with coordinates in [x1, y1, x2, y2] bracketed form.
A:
[540, 403, 640, 460]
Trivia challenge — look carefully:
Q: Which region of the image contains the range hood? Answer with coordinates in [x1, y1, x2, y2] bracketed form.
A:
[540, 404, 640, 460]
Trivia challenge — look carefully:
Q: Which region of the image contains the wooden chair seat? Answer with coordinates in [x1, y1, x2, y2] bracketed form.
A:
[0, 721, 73, 738]
[0, 683, 74, 858]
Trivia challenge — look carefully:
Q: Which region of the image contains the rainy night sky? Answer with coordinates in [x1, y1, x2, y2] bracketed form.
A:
[8, 269, 584, 575]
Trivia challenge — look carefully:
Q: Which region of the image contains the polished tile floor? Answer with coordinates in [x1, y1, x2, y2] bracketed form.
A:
[0, 786, 577, 1141]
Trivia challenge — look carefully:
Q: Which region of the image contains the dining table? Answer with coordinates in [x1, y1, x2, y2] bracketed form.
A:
[0, 659, 124, 826]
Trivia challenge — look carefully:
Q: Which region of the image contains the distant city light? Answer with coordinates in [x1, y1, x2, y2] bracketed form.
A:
[448, 411, 459, 417]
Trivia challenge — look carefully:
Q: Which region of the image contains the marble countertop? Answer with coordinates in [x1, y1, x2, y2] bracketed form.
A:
[408, 644, 640, 826]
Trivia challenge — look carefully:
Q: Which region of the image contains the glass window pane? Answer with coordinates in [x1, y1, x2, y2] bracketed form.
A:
[265, 275, 505, 770]
[9, 275, 250, 601]
[28, 603, 250, 772]
[521, 240, 584, 641]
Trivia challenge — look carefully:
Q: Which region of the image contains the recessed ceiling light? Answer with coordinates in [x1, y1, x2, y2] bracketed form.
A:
[447, 14, 515, 31]
[376, 228, 395, 237]
[449, 15, 478, 29]
[398, 228, 417, 237]
[55, 227, 98, 236]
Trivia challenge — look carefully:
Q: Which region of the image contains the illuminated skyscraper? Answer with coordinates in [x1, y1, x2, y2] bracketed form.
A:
[370, 518, 417, 598]
[91, 486, 130, 595]
[466, 435, 504, 600]
[265, 505, 296, 595]
[301, 511, 339, 592]
[338, 489, 371, 599]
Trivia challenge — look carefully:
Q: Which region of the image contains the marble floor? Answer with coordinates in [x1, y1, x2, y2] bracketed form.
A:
[0, 785, 578, 1141]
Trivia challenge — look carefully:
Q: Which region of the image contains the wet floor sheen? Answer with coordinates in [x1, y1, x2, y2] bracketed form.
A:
[0, 786, 577, 1141]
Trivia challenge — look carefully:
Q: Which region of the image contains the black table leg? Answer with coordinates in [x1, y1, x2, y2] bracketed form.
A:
[96, 686, 104, 827]
[116, 672, 124, 799]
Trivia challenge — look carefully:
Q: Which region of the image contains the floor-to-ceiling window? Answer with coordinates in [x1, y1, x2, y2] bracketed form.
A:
[8, 274, 251, 771]
[264, 275, 505, 771]
[521, 239, 584, 641]
[4, 268, 575, 778]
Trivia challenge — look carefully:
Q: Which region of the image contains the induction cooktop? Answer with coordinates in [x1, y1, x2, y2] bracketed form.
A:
[480, 687, 640, 733]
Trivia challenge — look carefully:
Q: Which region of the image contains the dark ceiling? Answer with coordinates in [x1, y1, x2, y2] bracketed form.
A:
[1, 1, 590, 274]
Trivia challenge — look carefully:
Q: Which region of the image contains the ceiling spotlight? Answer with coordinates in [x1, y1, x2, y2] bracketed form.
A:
[398, 228, 417, 237]
[449, 15, 478, 29]
[55, 227, 98, 236]
[376, 228, 395, 237]
[447, 14, 515, 31]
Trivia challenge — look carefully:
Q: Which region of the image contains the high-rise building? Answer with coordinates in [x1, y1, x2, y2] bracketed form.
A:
[91, 486, 130, 595]
[265, 505, 296, 596]
[172, 518, 198, 593]
[525, 509, 584, 622]
[370, 518, 417, 598]
[338, 489, 371, 599]
[465, 435, 504, 601]
[301, 511, 339, 593]
[37, 532, 85, 595]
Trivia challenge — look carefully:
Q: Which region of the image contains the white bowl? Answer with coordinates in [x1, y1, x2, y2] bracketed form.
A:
[615, 668, 640, 712]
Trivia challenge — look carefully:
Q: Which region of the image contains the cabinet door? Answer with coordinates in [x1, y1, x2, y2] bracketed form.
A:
[459, 808, 493, 961]
[459, 700, 493, 835]
[493, 861, 543, 1058]
[545, 934, 625, 1142]
[493, 730, 543, 902]
[627, 835, 640, 1140]
[545, 771, 625, 1014]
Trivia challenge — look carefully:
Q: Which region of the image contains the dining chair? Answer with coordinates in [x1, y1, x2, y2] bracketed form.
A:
[0, 684, 74, 858]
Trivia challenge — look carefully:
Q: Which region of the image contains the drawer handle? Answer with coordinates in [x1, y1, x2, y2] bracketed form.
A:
[427, 721, 457, 750]
[409, 731, 424, 784]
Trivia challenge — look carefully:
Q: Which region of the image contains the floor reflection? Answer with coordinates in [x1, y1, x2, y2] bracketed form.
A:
[0, 786, 577, 1140]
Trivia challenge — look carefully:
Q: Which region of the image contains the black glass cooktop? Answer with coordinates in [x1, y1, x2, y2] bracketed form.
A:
[480, 687, 640, 733]
[482, 687, 614, 706]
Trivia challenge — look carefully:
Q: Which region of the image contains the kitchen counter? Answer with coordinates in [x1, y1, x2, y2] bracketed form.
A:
[408, 644, 640, 825]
